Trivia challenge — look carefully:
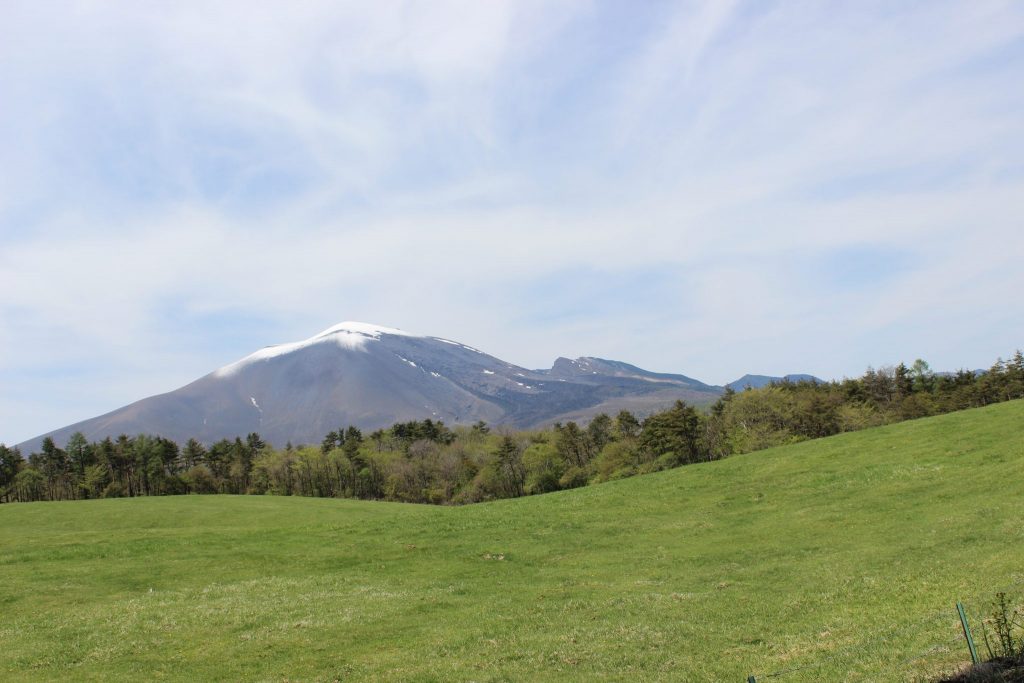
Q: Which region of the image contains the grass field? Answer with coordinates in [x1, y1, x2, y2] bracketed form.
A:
[2, 401, 1023, 682]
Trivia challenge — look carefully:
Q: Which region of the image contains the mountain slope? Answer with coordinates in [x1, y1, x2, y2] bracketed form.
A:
[18, 322, 730, 450]
[3, 401, 1022, 681]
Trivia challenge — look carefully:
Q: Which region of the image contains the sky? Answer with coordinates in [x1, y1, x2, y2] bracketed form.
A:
[1, 1, 1023, 445]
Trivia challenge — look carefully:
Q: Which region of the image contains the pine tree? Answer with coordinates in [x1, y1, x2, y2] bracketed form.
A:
[615, 410, 641, 439]
[493, 435, 525, 498]
[343, 426, 365, 468]
[895, 363, 913, 397]
[246, 432, 266, 455]
[710, 387, 736, 418]
[39, 437, 69, 500]
[321, 430, 340, 454]
[183, 439, 206, 469]
[65, 432, 92, 477]
[639, 400, 704, 466]
[587, 414, 614, 452]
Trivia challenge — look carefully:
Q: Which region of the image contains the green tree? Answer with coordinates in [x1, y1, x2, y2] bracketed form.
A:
[894, 363, 913, 397]
[39, 437, 69, 500]
[206, 440, 233, 487]
[343, 426, 364, 464]
[586, 414, 614, 452]
[910, 359, 934, 393]
[715, 387, 796, 453]
[710, 387, 736, 418]
[131, 434, 159, 496]
[615, 410, 641, 439]
[14, 467, 46, 502]
[492, 435, 525, 498]
[228, 437, 253, 493]
[0, 444, 24, 502]
[591, 439, 641, 482]
[65, 432, 92, 477]
[554, 422, 589, 468]
[862, 367, 896, 407]
[639, 401, 703, 466]
[321, 430, 341, 454]
[1009, 350, 1024, 399]
[112, 435, 135, 495]
[183, 439, 206, 469]
[246, 432, 267, 455]
[80, 464, 110, 499]
[521, 442, 564, 494]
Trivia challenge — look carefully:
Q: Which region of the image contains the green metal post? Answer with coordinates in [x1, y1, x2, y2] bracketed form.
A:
[747, 677, 757, 683]
[957, 601, 980, 665]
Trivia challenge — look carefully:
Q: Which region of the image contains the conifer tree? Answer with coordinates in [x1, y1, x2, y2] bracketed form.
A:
[614, 410, 641, 439]
[639, 400, 703, 465]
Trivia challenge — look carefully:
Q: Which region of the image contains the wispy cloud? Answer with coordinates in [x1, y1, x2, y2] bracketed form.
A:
[1, 1, 1022, 444]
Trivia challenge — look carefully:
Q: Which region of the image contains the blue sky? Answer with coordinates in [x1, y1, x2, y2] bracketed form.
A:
[1, 1, 1023, 445]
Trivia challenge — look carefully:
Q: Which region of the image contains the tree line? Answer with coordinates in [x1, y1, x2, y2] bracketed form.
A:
[1, 350, 1022, 505]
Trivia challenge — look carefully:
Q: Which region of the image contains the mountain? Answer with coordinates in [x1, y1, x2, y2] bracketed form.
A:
[725, 373, 823, 391]
[18, 322, 728, 452]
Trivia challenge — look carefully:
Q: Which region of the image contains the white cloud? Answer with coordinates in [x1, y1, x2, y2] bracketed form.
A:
[1, 1, 1022, 444]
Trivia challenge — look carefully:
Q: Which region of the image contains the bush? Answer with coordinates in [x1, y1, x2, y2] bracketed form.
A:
[982, 592, 1024, 661]
[182, 465, 218, 494]
[591, 440, 638, 482]
[101, 481, 126, 498]
[558, 466, 588, 490]
[938, 593, 1024, 682]
[522, 443, 564, 494]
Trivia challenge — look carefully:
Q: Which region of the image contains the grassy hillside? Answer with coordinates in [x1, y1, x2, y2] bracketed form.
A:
[1, 401, 1023, 682]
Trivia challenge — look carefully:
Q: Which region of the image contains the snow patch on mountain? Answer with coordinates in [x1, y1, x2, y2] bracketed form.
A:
[250, 397, 263, 424]
[435, 338, 484, 354]
[316, 322, 420, 339]
[214, 321, 417, 377]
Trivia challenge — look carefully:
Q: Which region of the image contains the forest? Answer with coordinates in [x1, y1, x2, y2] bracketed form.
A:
[2, 351, 1022, 505]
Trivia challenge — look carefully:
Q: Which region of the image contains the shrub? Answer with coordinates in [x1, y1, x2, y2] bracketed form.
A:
[590, 440, 638, 482]
[101, 481, 125, 498]
[558, 466, 588, 490]
[940, 593, 1024, 682]
[981, 592, 1024, 661]
[522, 443, 564, 494]
[181, 465, 218, 494]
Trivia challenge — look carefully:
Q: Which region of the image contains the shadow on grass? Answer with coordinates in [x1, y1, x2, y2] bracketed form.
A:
[938, 656, 1024, 682]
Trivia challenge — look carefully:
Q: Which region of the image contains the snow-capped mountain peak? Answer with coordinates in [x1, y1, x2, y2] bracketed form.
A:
[214, 321, 420, 377]
[314, 321, 420, 340]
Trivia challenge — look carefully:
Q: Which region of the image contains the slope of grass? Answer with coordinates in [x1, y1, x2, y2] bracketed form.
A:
[1, 401, 1023, 682]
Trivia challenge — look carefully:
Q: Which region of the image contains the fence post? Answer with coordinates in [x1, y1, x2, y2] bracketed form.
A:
[956, 601, 980, 665]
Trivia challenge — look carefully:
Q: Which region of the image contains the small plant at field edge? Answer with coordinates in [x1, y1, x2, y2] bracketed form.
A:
[980, 592, 1024, 660]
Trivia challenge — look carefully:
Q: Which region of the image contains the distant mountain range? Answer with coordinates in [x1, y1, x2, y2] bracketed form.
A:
[16, 322, 820, 452]
[725, 374, 823, 391]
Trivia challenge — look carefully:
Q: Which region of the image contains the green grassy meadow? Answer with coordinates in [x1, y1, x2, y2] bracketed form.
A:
[2, 401, 1023, 682]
